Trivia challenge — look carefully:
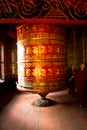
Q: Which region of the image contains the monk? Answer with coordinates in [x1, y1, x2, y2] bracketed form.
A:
[75, 63, 87, 107]
[67, 63, 76, 97]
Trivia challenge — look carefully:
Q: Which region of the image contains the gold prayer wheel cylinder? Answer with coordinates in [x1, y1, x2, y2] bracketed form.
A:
[17, 23, 67, 97]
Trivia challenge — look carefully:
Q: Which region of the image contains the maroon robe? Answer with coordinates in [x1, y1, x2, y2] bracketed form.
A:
[67, 68, 76, 97]
[75, 68, 87, 105]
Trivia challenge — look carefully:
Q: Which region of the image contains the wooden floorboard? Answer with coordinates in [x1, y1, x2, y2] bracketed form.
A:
[0, 89, 87, 130]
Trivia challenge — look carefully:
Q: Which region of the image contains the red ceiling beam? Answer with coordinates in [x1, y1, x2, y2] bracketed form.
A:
[0, 19, 87, 25]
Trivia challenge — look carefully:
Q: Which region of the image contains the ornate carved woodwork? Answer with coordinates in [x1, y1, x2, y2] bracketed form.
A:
[0, 0, 87, 20]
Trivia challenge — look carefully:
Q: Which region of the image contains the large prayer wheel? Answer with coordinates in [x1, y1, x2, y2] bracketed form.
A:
[17, 23, 67, 106]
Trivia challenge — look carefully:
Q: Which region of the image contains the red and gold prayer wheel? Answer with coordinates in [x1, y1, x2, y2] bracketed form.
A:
[17, 23, 67, 99]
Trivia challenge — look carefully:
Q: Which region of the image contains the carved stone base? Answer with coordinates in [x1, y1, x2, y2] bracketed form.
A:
[33, 97, 57, 107]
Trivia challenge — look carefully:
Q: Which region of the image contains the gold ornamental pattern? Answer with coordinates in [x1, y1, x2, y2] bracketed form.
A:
[17, 24, 67, 94]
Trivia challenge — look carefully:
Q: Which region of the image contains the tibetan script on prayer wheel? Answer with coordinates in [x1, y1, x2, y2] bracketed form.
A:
[17, 23, 67, 95]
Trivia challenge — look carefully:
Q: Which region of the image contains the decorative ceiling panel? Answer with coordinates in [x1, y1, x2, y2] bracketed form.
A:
[0, 0, 87, 20]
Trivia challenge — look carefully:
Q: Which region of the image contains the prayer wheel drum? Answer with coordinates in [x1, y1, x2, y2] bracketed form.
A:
[17, 23, 67, 99]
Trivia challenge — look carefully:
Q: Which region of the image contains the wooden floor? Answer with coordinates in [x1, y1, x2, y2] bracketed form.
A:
[0, 89, 87, 130]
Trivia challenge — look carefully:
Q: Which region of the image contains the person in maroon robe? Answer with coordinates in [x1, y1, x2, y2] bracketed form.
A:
[75, 63, 87, 107]
[67, 63, 76, 97]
